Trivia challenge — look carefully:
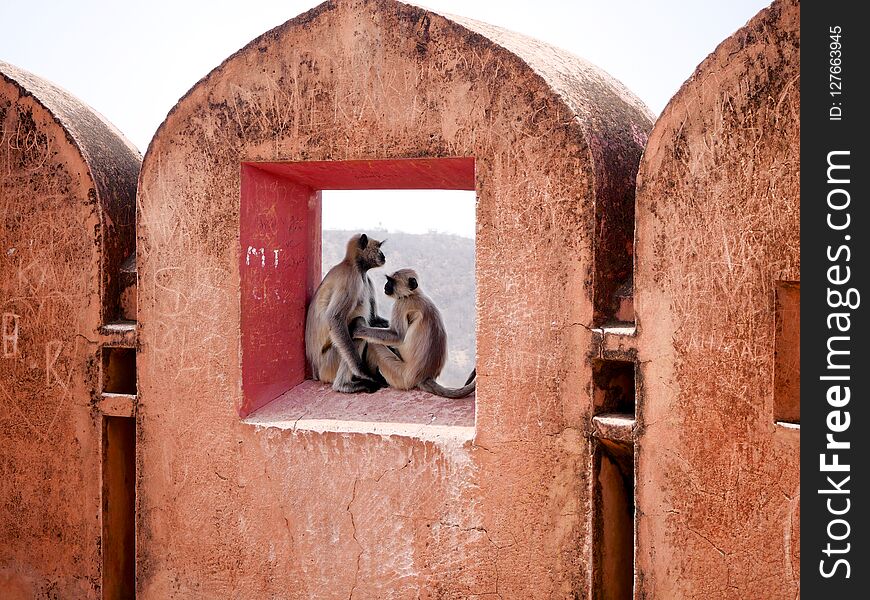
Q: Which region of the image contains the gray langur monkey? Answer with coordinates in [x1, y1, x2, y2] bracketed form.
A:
[305, 233, 389, 393]
[352, 268, 476, 398]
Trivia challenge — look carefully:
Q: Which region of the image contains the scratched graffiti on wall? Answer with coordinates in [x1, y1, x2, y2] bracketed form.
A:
[149, 262, 235, 387]
[245, 246, 283, 269]
[0, 98, 91, 441]
[2, 312, 18, 357]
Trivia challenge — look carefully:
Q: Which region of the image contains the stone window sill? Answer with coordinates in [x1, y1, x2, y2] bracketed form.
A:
[242, 380, 475, 444]
[775, 421, 800, 431]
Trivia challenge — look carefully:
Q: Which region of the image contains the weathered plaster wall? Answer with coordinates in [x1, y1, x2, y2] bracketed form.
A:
[136, 0, 651, 596]
[634, 0, 800, 597]
[0, 62, 139, 598]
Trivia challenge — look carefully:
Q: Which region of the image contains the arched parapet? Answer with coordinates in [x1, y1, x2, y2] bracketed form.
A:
[1, 62, 139, 323]
[634, 0, 799, 597]
[0, 62, 140, 597]
[136, 0, 651, 596]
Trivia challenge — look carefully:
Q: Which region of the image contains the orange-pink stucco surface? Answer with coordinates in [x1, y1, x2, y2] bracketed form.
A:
[0, 62, 139, 598]
[135, 0, 651, 596]
[634, 0, 800, 598]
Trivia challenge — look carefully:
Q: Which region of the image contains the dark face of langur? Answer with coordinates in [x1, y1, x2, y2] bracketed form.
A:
[356, 234, 386, 270]
[384, 272, 418, 298]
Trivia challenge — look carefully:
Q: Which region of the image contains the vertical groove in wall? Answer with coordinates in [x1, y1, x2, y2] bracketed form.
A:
[774, 281, 800, 424]
[102, 416, 136, 600]
[592, 166, 640, 326]
[592, 357, 637, 598]
[592, 443, 635, 600]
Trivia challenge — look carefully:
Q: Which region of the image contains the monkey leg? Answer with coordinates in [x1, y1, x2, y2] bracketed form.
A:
[362, 343, 388, 387]
[327, 319, 371, 380]
[333, 340, 380, 393]
[369, 344, 415, 390]
[316, 347, 341, 384]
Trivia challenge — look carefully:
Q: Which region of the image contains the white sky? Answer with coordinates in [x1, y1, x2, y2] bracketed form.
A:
[2, 0, 770, 237]
[323, 190, 477, 237]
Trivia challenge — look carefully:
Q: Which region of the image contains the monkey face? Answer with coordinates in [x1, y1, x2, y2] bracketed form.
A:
[355, 233, 386, 270]
[384, 269, 419, 298]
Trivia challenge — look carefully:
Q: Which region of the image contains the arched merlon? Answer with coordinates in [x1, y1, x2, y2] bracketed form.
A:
[1, 62, 140, 598]
[432, 10, 656, 322]
[136, 0, 653, 596]
[1, 61, 140, 323]
[143, 0, 653, 324]
[634, 0, 799, 597]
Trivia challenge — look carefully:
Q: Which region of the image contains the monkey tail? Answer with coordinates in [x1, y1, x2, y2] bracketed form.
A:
[418, 378, 476, 399]
[463, 369, 476, 386]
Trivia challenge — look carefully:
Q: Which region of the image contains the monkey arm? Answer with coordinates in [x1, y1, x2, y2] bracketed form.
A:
[327, 314, 371, 379]
[353, 325, 403, 346]
[367, 279, 389, 328]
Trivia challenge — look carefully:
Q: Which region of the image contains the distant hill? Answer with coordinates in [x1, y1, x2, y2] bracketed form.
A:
[323, 230, 476, 387]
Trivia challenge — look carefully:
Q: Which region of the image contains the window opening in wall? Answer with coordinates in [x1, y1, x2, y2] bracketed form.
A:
[102, 347, 136, 395]
[591, 358, 636, 598]
[238, 158, 476, 436]
[321, 189, 475, 388]
[774, 281, 800, 425]
[592, 359, 636, 416]
[102, 416, 136, 600]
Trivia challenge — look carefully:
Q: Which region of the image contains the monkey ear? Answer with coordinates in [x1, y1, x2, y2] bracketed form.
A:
[408, 277, 418, 290]
[358, 234, 368, 249]
[379, 239, 387, 246]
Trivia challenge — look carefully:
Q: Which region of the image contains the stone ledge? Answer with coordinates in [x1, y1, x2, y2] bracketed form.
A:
[591, 323, 637, 361]
[98, 393, 136, 417]
[243, 380, 475, 444]
[592, 412, 636, 443]
[775, 421, 800, 431]
[100, 320, 137, 348]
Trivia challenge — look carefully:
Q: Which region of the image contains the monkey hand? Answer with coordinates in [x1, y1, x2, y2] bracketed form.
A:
[369, 315, 390, 328]
[348, 316, 367, 335]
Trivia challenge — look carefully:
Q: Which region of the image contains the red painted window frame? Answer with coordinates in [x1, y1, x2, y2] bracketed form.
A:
[238, 157, 475, 417]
